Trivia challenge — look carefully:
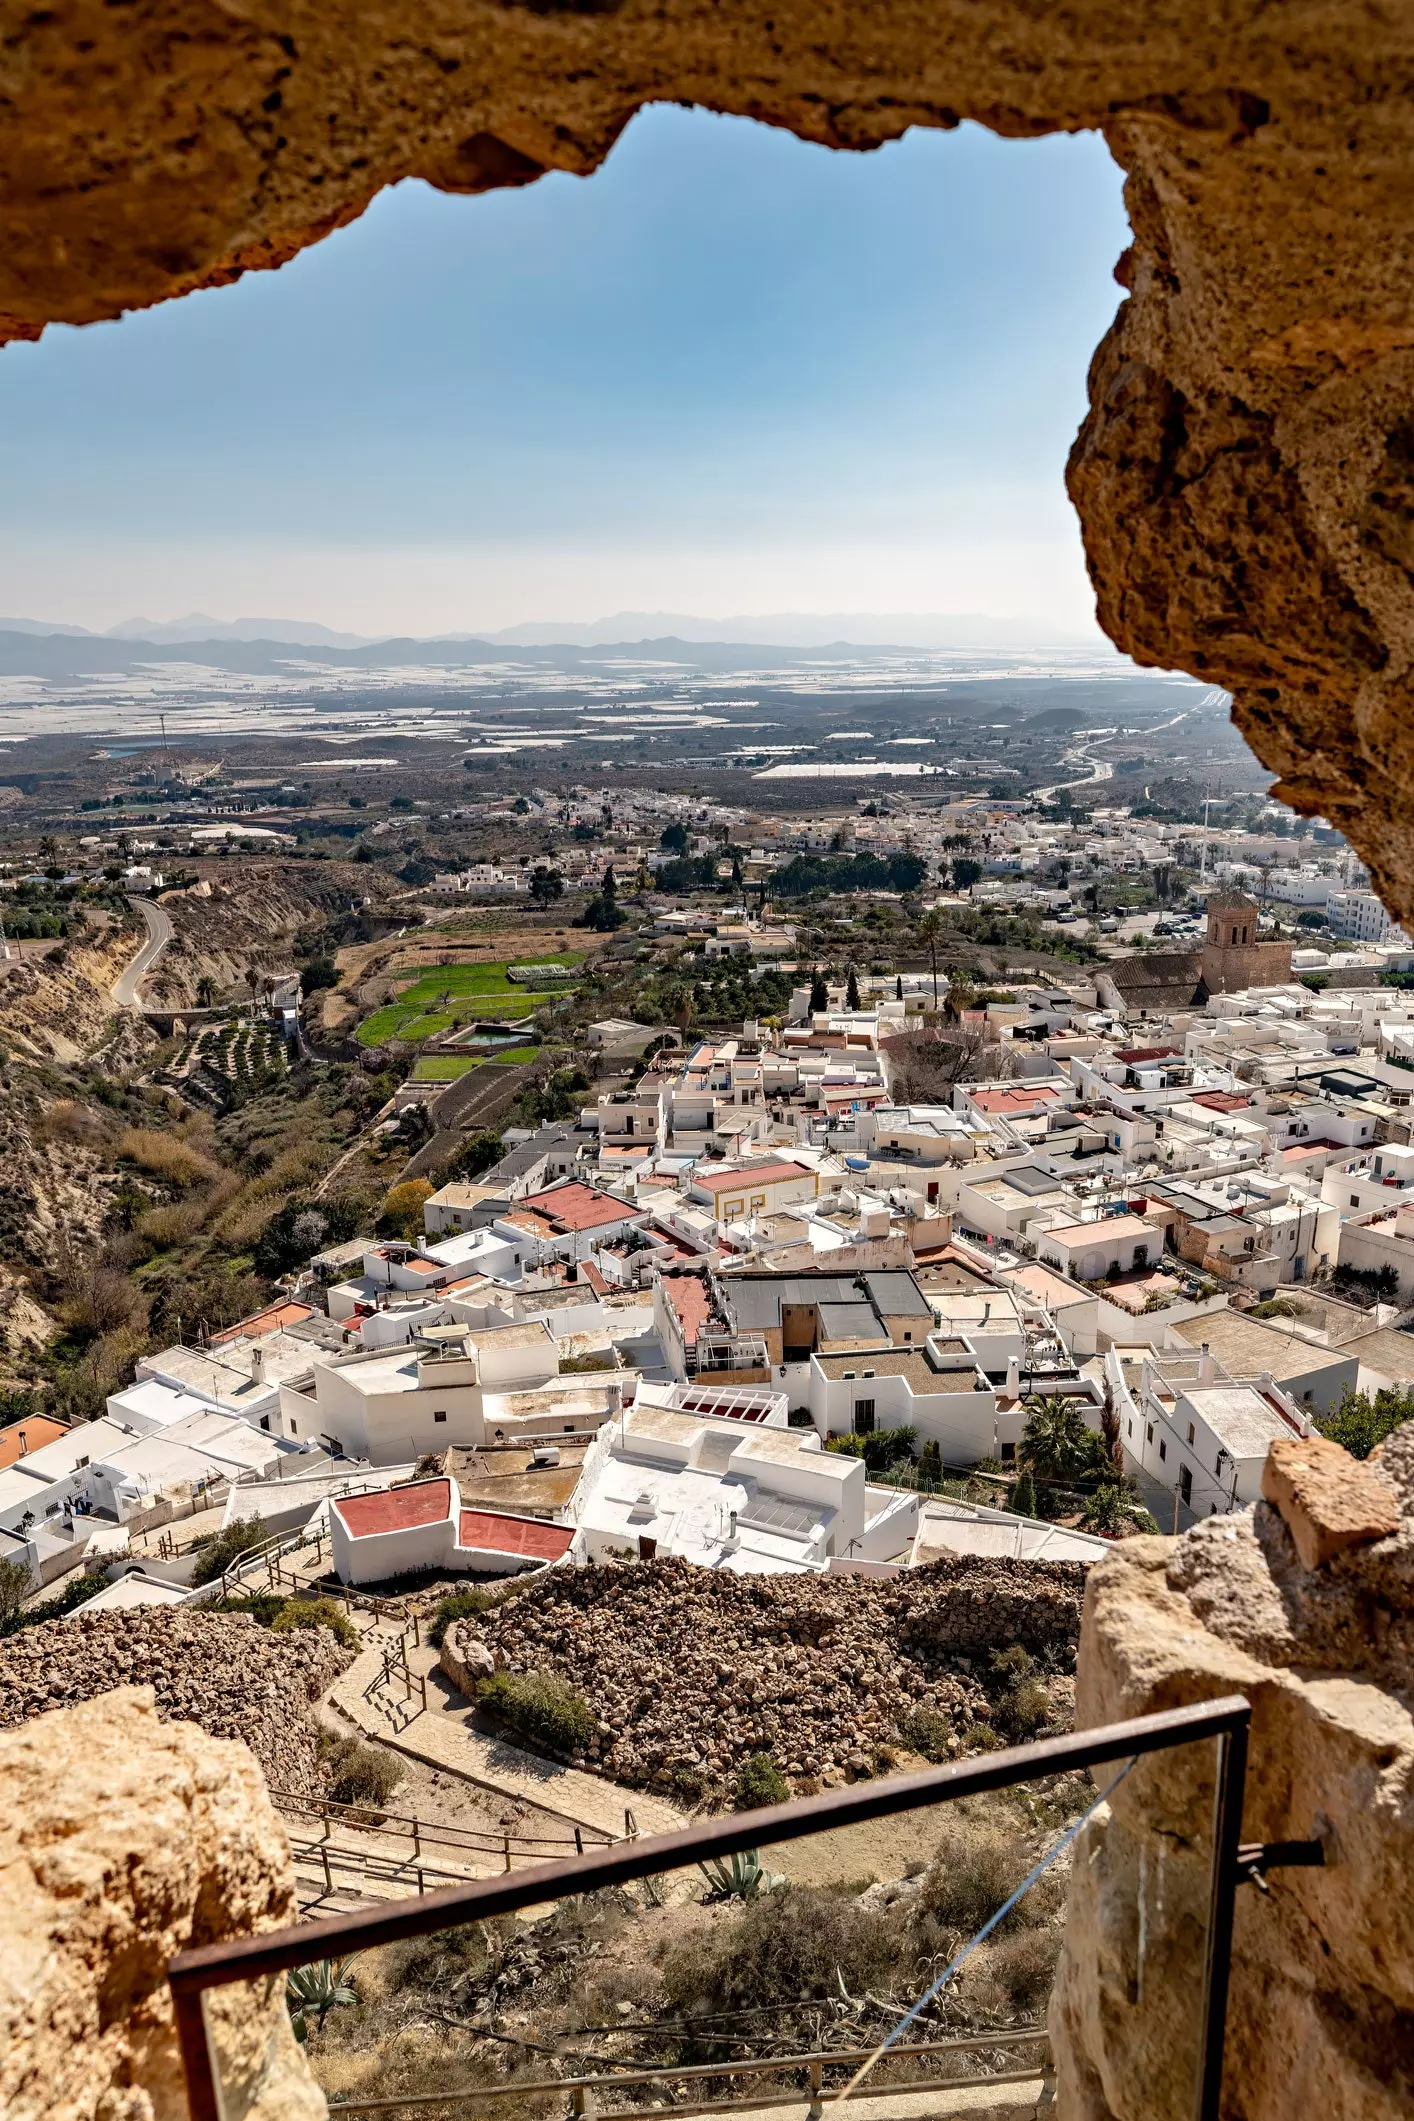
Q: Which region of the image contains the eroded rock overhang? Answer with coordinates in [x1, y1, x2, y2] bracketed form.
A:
[5, 4, 1412, 910]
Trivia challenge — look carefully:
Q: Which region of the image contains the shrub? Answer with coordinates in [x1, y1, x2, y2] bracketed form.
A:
[271, 1596, 360, 1649]
[116, 1127, 223, 1189]
[734, 1751, 789, 1810]
[899, 1706, 954, 1762]
[427, 1585, 500, 1647]
[988, 1647, 1054, 1742]
[3, 1569, 107, 1634]
[191, 1516, 266, 1586]
[1318, 1383, 1414, 1461]
[662, 1885, 898, 2017]
[917, 1807, 1060, 1942]
[321, 1732, 405, 1811]
[477, 1669, 595, 1756]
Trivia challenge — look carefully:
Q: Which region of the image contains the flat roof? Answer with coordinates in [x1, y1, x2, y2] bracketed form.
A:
[335, 1480, 453, 1537]
[693, 1160, 812, 1194]
[1043, 1214, 1154, 1246]
[968, 1085, 1063, 1113]
[0, 1415, 68, 1469]
[1172, 1313, 1352, 1381]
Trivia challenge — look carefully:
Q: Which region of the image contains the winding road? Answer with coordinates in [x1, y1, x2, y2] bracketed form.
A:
[112, 897, 173, 1009]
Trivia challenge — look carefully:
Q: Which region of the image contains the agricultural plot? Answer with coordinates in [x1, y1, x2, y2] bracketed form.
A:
[357, 954, 583, 1047]
[184, 1021, 290, 1089]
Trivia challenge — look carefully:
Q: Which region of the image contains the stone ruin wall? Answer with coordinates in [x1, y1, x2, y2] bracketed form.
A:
[2, 4, 1414, 916]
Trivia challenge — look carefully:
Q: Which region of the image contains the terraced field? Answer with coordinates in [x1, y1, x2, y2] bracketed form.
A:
[357, 955, 582, 1047]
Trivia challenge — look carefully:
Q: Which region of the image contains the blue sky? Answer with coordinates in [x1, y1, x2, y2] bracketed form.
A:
[0, 108, 1129, 634]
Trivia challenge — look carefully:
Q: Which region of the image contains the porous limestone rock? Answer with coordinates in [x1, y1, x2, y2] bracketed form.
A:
[0, 1685, 325, 2121]
[440, 1618, 499, 1695]
[1050, 1424, 1414, 2120]
[1261, 1432, 1400, 1569]
[1, 9, 1413, 911]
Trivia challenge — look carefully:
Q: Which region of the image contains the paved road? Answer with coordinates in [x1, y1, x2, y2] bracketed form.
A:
[112, 896, 173, 1008]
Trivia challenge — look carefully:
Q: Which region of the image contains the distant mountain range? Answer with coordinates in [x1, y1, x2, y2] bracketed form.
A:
[0, 608, 1104, 653]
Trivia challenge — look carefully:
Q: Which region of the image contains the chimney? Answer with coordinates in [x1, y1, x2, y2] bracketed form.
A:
[1005, 1354, 1021, 1398]
[251, 1345, 266, 1386]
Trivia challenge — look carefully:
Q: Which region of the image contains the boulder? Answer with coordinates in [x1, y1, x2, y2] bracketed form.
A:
[0, 1685, 325, 2121]
[1260, 1433, 1399, 1570]
[1050, 1420, 1414, 2121]
[440, 1619, 498, 1696]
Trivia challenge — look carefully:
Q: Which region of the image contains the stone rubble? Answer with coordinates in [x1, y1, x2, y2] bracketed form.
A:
[465, 1552, 1086, 1790]
[0, 1607, 354, 1795]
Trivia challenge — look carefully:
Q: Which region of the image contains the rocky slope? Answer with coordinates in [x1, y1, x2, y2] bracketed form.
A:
[148, 862, 388, 1007]
[459, 1553, 1085, 1792]
[0, 1607, 354, 1794]
[0, 920, 147, 1064]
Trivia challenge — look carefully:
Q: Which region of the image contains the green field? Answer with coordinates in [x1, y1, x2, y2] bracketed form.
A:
[411, 1056, 478, 1081]
[412, 1043, 557, 1080]
[358, 955, 583, 1048]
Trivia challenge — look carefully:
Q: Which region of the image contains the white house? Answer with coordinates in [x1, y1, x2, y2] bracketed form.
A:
[1037, 1214, 1157, 1284]
[806, 1335, 998, 1462]
[564, 1396, 916, 1573]
[329, 1475, 577, 1585]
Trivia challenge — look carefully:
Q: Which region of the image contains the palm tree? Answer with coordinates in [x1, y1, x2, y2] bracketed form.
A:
[245, 966, 263, 1019]
[915, 910, 944, 1008]
[1019, 1393, 1108, 1487]
[196, 974, 216, 1008]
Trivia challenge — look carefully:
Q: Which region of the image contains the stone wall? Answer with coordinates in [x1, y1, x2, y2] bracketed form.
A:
[1050, 1429, 1414, 2120]
[0, 1686, 325, 2121]
[1199, 938, 1295, 997]
[458, 1552, 1087, 1790]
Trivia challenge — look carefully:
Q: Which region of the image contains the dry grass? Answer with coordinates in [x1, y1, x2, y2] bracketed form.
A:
[136, 1177, 240, 1250]
[215, 1141, 336, 1246]
[116, 1126, 224, 1189]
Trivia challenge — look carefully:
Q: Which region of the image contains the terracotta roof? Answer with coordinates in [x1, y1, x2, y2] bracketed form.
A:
[1191, 1091, 1251, 1113]
[662, 1272, 713, 1347]
[692, 1160, 810, 1194]
[968, 1086, 1062, 1114]
[520, 1181, 637, 1232]
[212, 1301, 314, 1343]
[0, 1415, 69, 1469]
[458, 1511, 575, 1560]
[334, 1480, 452, 1537]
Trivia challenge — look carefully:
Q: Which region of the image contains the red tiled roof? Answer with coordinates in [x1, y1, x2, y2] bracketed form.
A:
[521, 1181, 637, 1232]
[693, 1160, 810, 1195]
[457, 1511, 574, 1560]
[212, 1301, 314, 1343]
[334, 1480, 452, 1537]
[1191, 1092, 1250, 1113]
[1117, 1046, 1180, 1064]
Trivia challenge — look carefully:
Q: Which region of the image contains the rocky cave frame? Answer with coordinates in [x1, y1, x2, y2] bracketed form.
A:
[6, 1, 1412, 907]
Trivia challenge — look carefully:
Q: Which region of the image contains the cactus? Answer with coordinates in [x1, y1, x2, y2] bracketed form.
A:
[286, 1956, 360, 2042]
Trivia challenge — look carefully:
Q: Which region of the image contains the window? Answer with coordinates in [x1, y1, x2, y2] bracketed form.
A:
[1127, 1418, 1133, 1437]
[289, 1420, 298, 1435]
[1351, 1194, 1360, 1207]
[1000, 1440, 1015, 1463]
[1187, 1421, 1195, 1445]
[1180, 1464, 1193, 1505]
[433, 1410, 447, 1424]
[903, 1330, 912, 1341]
[1159, 1439, 1167, 1461]
[854, 1398, 876, 1430]
[1146, 1422, 1154, 1444]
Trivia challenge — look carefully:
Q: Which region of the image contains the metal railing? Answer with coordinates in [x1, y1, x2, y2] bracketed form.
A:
[169, 1695, 1253, 2121]
[268, 1785, 617, 1861]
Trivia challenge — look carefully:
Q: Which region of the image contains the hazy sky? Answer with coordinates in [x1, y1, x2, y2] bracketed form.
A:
[0, 109, 1129, 636]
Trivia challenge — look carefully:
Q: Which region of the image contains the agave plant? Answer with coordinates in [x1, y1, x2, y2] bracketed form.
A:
[286, 1956, 360, 2043]
[698, 1849, 785, 1902]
